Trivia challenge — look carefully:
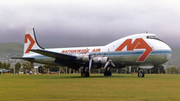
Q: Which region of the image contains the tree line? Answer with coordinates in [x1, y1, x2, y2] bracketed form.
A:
[0, 61, 11, 70]
[0, 61, 180, 74]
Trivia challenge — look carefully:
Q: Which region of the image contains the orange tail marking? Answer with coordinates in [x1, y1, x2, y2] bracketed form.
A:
[25, 34, 35, 53]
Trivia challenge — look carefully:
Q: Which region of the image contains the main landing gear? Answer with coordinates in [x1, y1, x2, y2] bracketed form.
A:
[104, 71, 112, 76]
[81, 66, 112, 77]
[81, 71, 89, 77]
[81, 67, 90, 77]
[104, 67, 112, 76]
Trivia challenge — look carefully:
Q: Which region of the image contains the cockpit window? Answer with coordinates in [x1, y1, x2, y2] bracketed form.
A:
[146, 35, 156, 39]
[147, 35, 168, 45]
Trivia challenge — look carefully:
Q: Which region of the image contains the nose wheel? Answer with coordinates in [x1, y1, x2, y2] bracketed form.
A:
[137, 67, 145, 77]
[138, 71, 144, 77]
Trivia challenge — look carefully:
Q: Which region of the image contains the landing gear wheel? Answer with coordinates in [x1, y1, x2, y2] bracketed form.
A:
[138, 71, 144, 77]
[81, 72, 86, 77]
[86, 72, 90, 77]
[81, 72, 90, 77]
[104, 71, 112, 76]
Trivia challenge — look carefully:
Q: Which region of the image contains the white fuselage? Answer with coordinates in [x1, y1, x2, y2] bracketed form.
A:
[25, 33, 171, 69]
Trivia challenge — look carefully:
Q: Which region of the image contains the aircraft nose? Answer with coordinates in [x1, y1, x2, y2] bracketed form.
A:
[161, 42, 172, 61]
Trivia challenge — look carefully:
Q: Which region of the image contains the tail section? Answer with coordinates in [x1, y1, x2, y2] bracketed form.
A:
[23, 26, 44, 57]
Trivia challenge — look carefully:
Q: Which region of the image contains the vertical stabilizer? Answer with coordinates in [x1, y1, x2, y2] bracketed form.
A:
[23, 26, 44, 57]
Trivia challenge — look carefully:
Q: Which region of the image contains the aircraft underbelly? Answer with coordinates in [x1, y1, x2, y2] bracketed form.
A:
[110, 54, 167, 67]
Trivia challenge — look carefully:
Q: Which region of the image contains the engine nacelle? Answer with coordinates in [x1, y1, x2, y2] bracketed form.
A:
[75, 53, 90, 62]
[93, 56, 109, 64]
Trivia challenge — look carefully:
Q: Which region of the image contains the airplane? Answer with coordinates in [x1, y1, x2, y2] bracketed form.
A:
[12, 26, 172, 77]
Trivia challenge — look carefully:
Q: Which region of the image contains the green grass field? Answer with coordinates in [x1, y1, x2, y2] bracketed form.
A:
[0, 74, 180, 101]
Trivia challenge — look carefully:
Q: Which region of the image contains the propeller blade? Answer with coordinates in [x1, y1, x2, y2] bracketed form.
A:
[89, 59, 92, 70]
[104, 61, 110, 68]
[109, 60, 115, 67]
[104, 60, 115, 68]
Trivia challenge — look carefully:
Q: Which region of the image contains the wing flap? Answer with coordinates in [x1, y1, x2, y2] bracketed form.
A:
[30, 49, 77, 60]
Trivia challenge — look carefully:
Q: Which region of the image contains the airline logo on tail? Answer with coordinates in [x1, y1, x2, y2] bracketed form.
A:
[115, 38, 153, 62]
[25, 34, 35, 53]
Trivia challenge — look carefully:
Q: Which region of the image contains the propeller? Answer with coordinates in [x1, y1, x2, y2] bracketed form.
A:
[104, 61, 110, 68]
[88, 55, 115, 70]
[104, 60, 115, 68]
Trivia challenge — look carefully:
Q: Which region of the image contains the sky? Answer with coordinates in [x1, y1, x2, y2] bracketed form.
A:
[0, 0, 180, 50]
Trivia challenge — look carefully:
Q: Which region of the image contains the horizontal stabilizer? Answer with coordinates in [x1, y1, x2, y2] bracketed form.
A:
[11, 57, 34, 62]
[30, 49, 77, 60]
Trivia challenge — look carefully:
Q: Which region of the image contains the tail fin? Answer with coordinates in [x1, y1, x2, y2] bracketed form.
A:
[23, 26, 44, 57]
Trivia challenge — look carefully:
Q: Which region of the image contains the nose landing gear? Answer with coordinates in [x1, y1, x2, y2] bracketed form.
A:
[138, 71, 144, 77]
[137, 67, 145, 77]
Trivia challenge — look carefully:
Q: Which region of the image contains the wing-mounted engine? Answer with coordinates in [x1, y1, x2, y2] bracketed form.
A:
[74, 52, 91, 62]
[92, 56, 109, 64]
[89, 55, 115, 70]
[74, 52, 115, 70]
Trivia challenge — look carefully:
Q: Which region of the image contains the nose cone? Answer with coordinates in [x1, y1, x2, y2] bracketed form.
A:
[161, 42, 172, 61]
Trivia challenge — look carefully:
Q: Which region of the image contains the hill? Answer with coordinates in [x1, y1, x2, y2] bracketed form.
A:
[0, 42, 23, 53]
[0, 42, 23, 63]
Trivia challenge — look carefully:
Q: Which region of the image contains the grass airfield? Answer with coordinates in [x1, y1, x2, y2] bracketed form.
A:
[0, 74, 180, 101]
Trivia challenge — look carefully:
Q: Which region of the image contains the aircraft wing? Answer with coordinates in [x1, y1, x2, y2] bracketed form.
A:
[11, 57, 35, 62]
[30, 49, 77, 60]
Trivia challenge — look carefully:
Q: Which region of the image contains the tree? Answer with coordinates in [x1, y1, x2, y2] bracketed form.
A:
[151, 65, 165, 74]
[43, 64, 61, 73]
[15, 62, 21, 73]
[167, 67, 178, 74]
[6, 63, 11, 70]
[38, 66, 45, 73]
[2, 62, 6, 69]
[50, 66, 60, 72]
[9, 68, 14, 73]
[0, 61, 2, 68]
[43, 64, 55, 72]
[22, 62, 33, 73]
